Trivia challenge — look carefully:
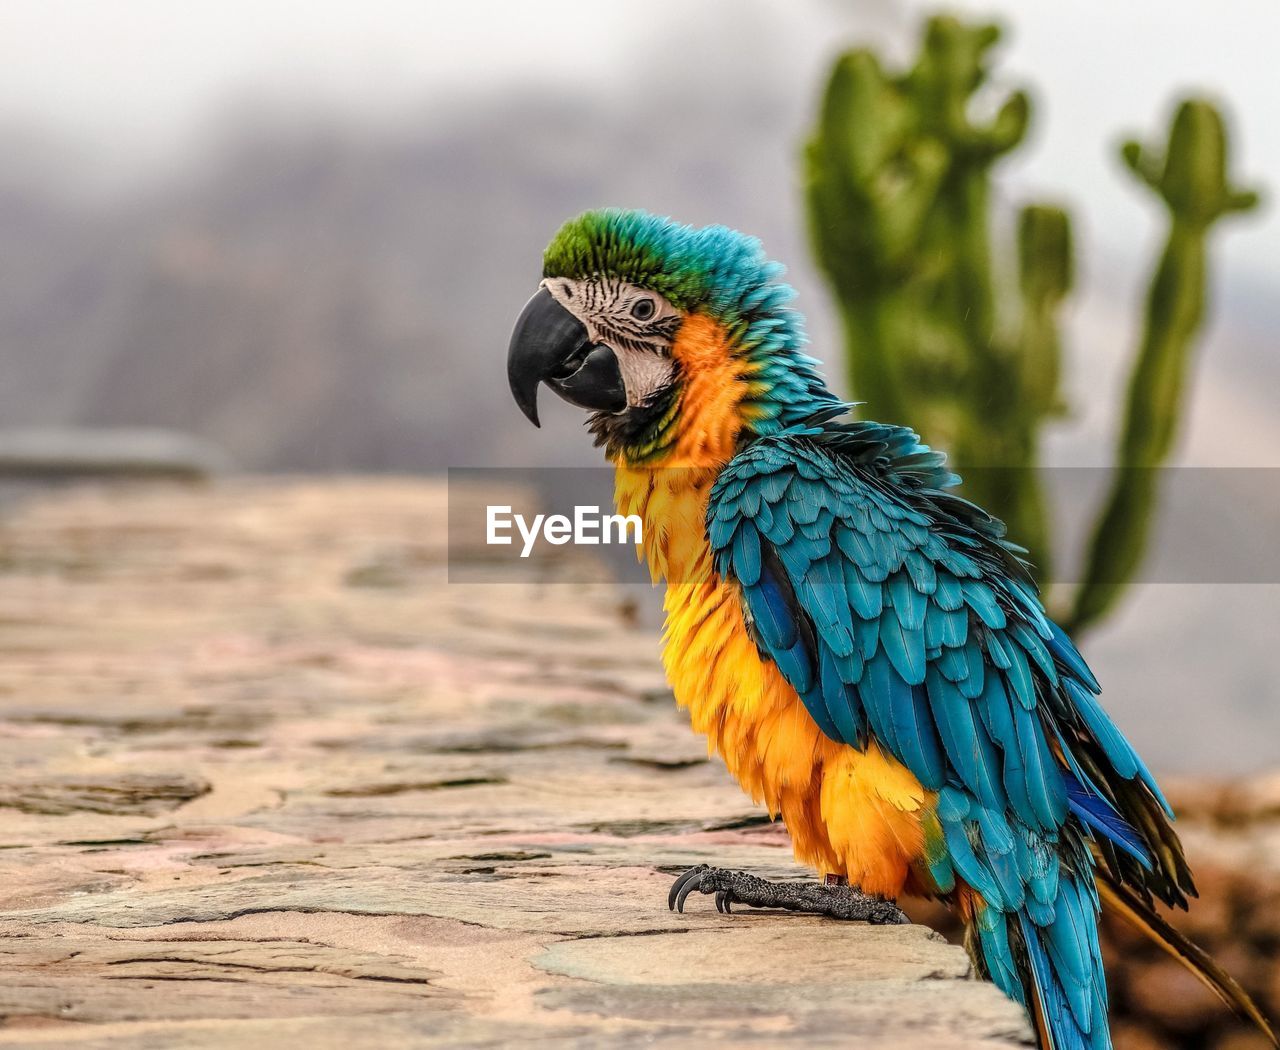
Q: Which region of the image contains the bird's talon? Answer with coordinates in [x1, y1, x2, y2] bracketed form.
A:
[667, 864, 709, 911]
[675, 876, 700, 913]
[671, 866, 709, 913]
[667, 864, 908, 925]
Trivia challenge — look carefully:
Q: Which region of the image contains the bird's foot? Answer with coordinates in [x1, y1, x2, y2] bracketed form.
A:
[667, 864, 909, 924]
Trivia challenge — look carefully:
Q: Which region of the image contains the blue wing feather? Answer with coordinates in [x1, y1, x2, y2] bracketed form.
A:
[707, 424, 1170, 1050]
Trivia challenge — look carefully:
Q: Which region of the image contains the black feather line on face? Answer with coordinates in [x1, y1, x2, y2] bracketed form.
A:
[588, 374, 682, 462]
[596, 314, 682, 357]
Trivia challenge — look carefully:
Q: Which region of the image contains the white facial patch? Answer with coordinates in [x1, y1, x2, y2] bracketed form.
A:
[615, 349, 677, 406]
[543, 276, 680, 409]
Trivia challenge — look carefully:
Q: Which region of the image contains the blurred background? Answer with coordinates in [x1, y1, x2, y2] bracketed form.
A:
[2, 3, 1277, 727]
[2, 3, 1279, 1046]
[8, 0, 1275, 767]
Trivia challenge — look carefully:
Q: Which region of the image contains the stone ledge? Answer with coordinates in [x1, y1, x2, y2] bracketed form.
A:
[0, 478, 1028, 1048]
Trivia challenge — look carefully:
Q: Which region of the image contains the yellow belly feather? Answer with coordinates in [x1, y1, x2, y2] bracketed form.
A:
[615, 465, 927, 896]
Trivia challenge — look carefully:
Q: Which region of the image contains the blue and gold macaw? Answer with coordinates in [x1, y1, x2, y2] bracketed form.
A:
[506, 208, 1275, 1049]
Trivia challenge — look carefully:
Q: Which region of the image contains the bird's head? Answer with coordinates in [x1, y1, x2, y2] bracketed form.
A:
[507, 209, 838, 467]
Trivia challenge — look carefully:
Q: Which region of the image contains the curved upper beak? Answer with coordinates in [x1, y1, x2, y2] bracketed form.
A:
[507, 287, 627, 427]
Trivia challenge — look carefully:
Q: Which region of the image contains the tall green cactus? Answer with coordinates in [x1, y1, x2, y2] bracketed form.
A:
[805, 16, 1259, 632]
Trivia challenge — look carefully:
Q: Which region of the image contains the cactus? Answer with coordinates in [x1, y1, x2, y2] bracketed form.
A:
[805, 16, 1259, 631]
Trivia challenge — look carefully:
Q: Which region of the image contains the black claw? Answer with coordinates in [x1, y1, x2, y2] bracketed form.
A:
[714, 890, 733, 914]
[674, 871, 704, 913]
[667, 864, 709, 911]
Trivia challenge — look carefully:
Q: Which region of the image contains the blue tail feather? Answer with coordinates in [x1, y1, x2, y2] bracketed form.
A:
[968, 859, 1111, 1050]
[1011, 874, 1112, 1050]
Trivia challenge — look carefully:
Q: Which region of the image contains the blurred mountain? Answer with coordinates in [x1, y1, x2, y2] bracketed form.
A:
[0, 63, 843, 472]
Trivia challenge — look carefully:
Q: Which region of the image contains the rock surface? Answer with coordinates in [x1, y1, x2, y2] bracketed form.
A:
[0, 479, 1029, 1048]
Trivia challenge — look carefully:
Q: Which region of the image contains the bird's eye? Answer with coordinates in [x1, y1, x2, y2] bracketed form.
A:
[630, 297, 656, 321]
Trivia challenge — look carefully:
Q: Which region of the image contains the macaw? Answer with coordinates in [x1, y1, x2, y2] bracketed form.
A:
[505, 208, 1275, 1050]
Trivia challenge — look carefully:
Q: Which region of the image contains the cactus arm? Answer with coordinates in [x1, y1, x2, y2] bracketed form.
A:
[1067, 223, 1204, 632]
[1017, 205, 1073, 418]
[966, 204, 1073, 584]
[1067, 101, 1260, 634]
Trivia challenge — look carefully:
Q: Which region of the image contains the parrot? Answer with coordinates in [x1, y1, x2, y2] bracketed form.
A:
[505, 208, 1276, 1050]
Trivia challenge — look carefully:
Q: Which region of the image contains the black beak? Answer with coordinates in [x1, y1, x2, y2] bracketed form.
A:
[507, 287, 627, 427]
